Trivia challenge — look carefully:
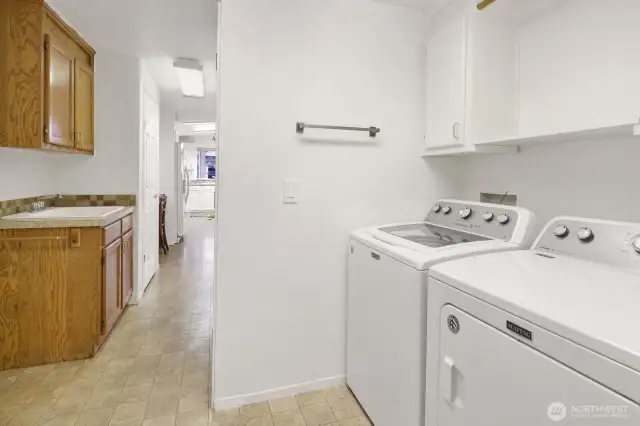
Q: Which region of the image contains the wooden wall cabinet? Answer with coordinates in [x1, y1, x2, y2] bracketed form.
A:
[0, 214, 135, 370]
[0, 0, 95, 155]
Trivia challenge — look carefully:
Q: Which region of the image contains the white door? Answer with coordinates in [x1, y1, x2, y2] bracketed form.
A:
[175, 142, 188, 240]
[425, 14, 467, 149]
[437, 305, 640, 425]
[142, 90, 160, 288]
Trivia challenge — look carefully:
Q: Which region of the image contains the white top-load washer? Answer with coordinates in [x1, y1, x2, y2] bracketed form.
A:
[426, 217, 640, 426]
[346, 199, 536, 426]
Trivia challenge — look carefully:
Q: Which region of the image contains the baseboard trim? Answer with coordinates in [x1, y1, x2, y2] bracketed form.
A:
[213, 374, 345, 411]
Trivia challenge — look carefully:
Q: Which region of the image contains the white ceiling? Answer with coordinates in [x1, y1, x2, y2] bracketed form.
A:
[376, 0, 454, 11]
[47, 0, 218, 122]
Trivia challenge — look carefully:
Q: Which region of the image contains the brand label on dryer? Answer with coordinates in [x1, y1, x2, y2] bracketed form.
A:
[506, 321, 533, 341]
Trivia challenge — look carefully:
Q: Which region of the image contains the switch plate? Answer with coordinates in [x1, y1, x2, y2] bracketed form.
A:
[283, 180, 299, 204]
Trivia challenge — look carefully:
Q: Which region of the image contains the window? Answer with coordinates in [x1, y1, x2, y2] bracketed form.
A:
[197, 148, 216, 179]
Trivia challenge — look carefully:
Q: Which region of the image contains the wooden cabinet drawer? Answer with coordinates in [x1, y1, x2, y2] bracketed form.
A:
[122, 215, 133, 234]
[104, 221, 122, 246]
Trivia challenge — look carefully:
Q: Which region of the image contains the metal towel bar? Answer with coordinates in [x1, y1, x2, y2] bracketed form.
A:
[296, 122, 381, 138]
[0, 236, 68, 242]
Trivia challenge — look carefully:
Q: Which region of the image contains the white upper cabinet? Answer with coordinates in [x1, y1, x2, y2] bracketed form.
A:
[516, 0, 640, 136]
[425, 14, 467, 149]
[424, 0, 518, 156]
[424, 0, 640, 157]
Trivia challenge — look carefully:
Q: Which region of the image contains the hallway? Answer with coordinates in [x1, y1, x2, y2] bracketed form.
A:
[0, 219, 215, 426]
[0, 218, 370, 426]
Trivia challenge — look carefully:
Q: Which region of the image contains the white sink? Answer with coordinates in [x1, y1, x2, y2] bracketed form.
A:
[3, 206, 125, 221]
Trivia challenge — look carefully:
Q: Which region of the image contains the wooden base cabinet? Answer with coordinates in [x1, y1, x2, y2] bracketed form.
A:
[0, 0, 95, 154]
[102, 238, 122, 335]
[0, 215, 134, 370]
[122, 230, 134, 307]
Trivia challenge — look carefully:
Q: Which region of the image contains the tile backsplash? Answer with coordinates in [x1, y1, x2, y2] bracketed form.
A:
[55, 194, 137, 208]
[0, 194, 136, 218]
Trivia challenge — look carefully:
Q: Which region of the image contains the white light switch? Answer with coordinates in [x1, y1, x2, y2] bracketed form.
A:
[283, 180, 299, 204]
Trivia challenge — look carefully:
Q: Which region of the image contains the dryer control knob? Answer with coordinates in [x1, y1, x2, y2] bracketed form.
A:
[554, 225, 570, 238]
[442, 206, 452, 215]
[432, 204, 442, 213]
[631, 236, 640, 254]
[497, 214, 510, 225]
[483, 212, 494, 222]
[577, 228, 594, 242]
[459, 208, 472, 219]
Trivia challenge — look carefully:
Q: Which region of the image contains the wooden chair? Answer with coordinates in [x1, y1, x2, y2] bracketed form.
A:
[159, 194, 169, 255]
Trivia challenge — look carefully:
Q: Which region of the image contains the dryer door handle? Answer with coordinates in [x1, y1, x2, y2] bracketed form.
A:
[442, 356, 457, 405]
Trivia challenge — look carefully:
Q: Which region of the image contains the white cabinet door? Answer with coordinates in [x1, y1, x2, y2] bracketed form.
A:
[425, 15, 467, 149]
[437, 305, 640, 425]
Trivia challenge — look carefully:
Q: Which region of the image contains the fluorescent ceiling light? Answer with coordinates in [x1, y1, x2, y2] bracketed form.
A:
[182, 121, 216, 133]
[174, 58, 205, 98]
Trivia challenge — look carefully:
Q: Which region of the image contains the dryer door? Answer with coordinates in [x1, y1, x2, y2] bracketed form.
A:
[437, 305, 640, 425]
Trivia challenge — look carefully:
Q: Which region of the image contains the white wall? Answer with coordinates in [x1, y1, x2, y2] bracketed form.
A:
[183, 144, 199, 177]
[0, 150, 57, 200]
[213, 0, 460, 408]
[456, 137, 640, 231]
[159, 96, 178, 245]
[55, 51, 140, 194]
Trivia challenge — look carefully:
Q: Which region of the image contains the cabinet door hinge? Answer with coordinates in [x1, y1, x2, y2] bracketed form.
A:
[101, 256, 104, 266]
[44, 37, 49, 51]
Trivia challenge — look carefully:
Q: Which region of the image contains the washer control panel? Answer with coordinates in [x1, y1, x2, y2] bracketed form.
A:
[535, 217, 640, 271]
[425, 200, 526, 242]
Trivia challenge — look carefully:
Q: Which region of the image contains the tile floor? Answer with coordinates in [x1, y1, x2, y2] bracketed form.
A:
[0, 219, 370, 426]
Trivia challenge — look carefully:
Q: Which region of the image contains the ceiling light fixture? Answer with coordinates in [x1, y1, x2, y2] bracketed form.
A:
[181, 122, 216, 133]
[173, 58, 205, 98]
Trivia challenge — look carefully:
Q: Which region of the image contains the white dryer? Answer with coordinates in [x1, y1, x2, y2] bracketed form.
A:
[426, 217, 640, 426]
[347, 199, 536, 426]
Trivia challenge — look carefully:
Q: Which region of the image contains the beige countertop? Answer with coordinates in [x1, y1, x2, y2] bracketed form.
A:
[0, 207, 135, 229]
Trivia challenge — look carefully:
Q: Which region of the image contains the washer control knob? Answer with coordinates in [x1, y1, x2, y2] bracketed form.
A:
[459, 207, 473, 220]
[553, 225, 570, 238]
[442, 206, 452, 215]
[483, 212, 494, 222]
[497, 214, 510, 225]
[631, 235, 640, 254]
[432, 204, 442, 213]
[577, 228, 594, 242]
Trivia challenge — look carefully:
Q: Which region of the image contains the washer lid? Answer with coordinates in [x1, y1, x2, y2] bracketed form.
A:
[429, 250, 640, 374]
[378, 223, 490, 248]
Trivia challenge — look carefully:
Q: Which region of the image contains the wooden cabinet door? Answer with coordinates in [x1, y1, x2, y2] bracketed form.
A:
[425, 14, 468, 149]
[121, 230, 134, 307]
[74, 59, 94, 152]
[44, 34, 75, 147]
[102, 238, 122, 334]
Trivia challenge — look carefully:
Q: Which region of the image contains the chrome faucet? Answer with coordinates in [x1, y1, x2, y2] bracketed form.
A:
[30, 194, 62, 212]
